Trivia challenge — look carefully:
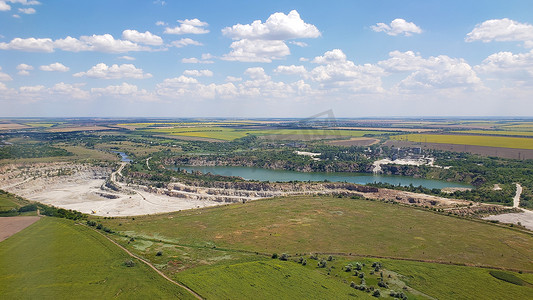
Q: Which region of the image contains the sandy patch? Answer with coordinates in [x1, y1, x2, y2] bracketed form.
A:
[0, 216, 40, 242]
[484, 210, 533, 231]
[0, 163, 222, 217]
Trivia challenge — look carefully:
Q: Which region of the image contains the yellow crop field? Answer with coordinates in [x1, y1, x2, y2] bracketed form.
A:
[392, 134, 533, 150]
[452, 130, 533, 137]
[146, 127, 249, 141]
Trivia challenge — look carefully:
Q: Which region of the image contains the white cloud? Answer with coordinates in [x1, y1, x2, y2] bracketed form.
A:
[0, 1, 11, 11]
[122, 30, 163, 46]
[91, 82, 150, 97]
[19, 85, 44, 93]
[378, 51, 482, 90]
[53, 36, 91, 52]
[181, 57, 214, 64]
[18, 7, 34, 14]
[8, 0, 40, 4]
[0, 37, 54, 52]
[16, 63, 33, 75]
[12, 14, 19, 18]
[39, 62, 69, 72]
[0, 67, 12, 81]
[183, 69, 213, 77]
[274, 65, 307, 75]
[79, 34, 151, 53]
[155, 21, 167, 26]
[171, 38, 202, 48]
[244, 67, 270, 81]
[466, 18, 533, 47]
[225, 76, 242, 82]
[475, 50, 533, 80]
[164, 18, 209, 35]
[312, 49, 347, 64]
[50, 82, 89, 99]
[222, 10, 320, 40]
[371, 18, 422, 36]
[299, 57, 309, 62]
[289, 41, 307, 47]
[309, 49, 385, 93]
[1, 34, 154, 53]
[222, 39, 290, 62]
[118, 55, 135, 61]
[73, 63, 152, 79]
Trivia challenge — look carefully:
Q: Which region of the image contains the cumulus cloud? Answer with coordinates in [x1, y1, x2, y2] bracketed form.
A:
[79, 34, 151, 53]
[225, 76, 242, 82]
[50, 82, 89, 99]
[221, 10, 320, 63]
[183, 69, 213, 77]
[73, 63, 152, 79]
[170, 38, 202, 48]
[0, 67, 12, 81]
[122, 30, 163, 46]
[378, 51, 481, 90]
[39, 62, 69, 72]
[274, 65, 307, 75]
[155, 21, 167, 26]
[19, 85, 44, 93]
[466, 18, 533, 47]
[18, 7, 34, 14]
[0, 33, 156, 53]
[164, 18, 209, 35]
[312, 49, 347, 64]
[222, 39, 290, 62]
[91, 82, 150, 97]
[181, 57, 214, 64]
[475, 50, 533, 81]
[1, 0, 40, 12]
[0, 1, 11, 11]
[222, 10, 320, 40]
[371, 18, 422, 36]
[309, 49, 385, 92]
[16, 63, 33, 75]
[0, 37, 54, 52]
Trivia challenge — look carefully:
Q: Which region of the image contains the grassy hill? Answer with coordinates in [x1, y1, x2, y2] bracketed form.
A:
[99, 195, 533, 271]
[0, 217, 195, 299]
[93, 195, 533, 299]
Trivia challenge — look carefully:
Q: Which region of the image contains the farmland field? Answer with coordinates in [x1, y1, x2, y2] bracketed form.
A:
[144, 126, 392, 141]
[0, 217, 195, 299]
[392, 134, 533, 150]
[452, 130, 533, 137]
[98, 195, 533, 271]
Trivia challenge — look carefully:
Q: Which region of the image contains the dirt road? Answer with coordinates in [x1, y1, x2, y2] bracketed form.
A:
[514, 183, 522, 208]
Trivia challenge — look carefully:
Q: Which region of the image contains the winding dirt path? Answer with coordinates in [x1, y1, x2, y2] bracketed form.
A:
[85, 224, 203, 299]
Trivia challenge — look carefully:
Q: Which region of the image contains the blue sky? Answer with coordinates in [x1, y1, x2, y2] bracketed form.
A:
[1, 0, 533, 117]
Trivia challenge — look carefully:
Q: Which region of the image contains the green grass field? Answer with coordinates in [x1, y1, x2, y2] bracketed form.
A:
[178, 259, 372, 299]
[98, 196, 533, 271]
[144, 126, 392, 141]
[0, 194, 20, 210]
[0, 217, 196, 299]
[382, 259, 533, 300]
[392, 134, 533, 150]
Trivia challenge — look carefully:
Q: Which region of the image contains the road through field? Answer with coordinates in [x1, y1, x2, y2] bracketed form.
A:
[85, 224, 203, 299]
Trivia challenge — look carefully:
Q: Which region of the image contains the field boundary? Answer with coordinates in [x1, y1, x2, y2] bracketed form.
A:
[81, 223, 204, 300]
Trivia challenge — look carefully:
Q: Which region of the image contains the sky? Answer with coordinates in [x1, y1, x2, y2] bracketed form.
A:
[1, 0, 533, 118]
